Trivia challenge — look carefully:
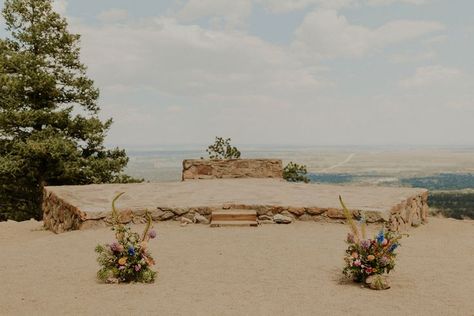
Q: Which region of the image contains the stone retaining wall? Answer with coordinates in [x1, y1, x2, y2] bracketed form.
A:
[42, 189, 428, 233]
[182, 159, 283, 180]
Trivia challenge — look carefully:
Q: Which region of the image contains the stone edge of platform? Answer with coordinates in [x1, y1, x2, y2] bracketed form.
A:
[42, 188, 428, 234]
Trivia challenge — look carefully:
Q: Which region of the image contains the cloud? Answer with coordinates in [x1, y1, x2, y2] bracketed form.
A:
[257, 0, 428, 13]
[175, 0, 252, 29]
[72, 17, 322, 99]
[367, 0, 429, 5]
[293, 9, 443, 59]
[98, 9, 129, 23]
[388, 50, 436, 63]
[257, 0, 355, 13]
[399, 65, 462, 88]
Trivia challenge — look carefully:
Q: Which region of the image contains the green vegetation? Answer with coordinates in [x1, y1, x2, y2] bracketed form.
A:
[283, 162, 310, 183]
[205, 137, 241, 159]
[429, 191, 474, 220]
[401, 173, 474, 190]
[0, 0, 140, 221]
[309, 173, 353, 184]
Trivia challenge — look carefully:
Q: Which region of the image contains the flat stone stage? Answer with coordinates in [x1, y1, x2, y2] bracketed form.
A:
[43, 179, 428, 233]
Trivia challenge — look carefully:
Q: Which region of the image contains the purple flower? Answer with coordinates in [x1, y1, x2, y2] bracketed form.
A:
[380, 256, 390, 266]
[360, 239, 371, 249]
[148, 230, 157, 239]
[346, 233, 355, 243]
[134, 264, 141, 272]
[118, 266, 125, 270]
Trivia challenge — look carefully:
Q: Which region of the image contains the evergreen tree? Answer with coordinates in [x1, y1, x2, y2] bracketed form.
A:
[0, 0, 140, 221]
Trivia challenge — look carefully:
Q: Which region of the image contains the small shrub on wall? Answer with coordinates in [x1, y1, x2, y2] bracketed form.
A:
[205, 137, 241, 159]
[283, 162, 310, 183]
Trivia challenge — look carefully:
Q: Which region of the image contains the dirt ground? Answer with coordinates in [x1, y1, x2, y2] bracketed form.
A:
[1, 217, 473, 316]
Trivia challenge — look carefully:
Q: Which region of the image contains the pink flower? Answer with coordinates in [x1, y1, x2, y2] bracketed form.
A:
[134, 264, 142, 272]
[354, 260, 361, 267]
[109, 242, 125, 252]
[148, 230, 157, 239]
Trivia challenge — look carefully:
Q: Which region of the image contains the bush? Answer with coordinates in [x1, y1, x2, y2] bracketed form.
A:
[283, 162, 310, 183]
[205, 137, 241, 159]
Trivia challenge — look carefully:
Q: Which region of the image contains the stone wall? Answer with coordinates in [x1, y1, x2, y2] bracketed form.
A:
[42, 188, 428, 234]
[43, 190, 84, 233]
[182, 159, 283, 180]
[388, 191, 429, 231]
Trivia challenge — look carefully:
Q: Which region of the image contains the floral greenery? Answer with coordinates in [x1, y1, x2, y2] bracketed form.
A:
[283, 162, 310, 183]
[205, 137, 241, 159]
[340, 196, 405, 283]
[95, 193, 157, 283]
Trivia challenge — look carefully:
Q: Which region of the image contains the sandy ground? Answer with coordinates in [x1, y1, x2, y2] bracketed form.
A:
[1, 218, 473, 316]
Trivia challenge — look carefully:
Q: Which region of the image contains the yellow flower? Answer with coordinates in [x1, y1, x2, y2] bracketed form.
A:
[367, 255, 375, 261]
[118, 257, 127, 265]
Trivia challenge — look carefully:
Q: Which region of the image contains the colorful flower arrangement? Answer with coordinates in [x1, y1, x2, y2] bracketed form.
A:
[95, 192, 157, 283]
[340, 196, 405, 286]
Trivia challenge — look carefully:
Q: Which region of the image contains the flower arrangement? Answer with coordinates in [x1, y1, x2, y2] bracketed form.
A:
[340, 196, 405, 287]
[95, 192, 157, 283]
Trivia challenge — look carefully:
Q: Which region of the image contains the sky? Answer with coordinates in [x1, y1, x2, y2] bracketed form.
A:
[1, 0, 473, 148]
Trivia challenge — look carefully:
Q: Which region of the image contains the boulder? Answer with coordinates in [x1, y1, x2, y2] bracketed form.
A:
[194, 213, 210, 224]
[366, 275, 391, 290]
[273, 214, 292, 224]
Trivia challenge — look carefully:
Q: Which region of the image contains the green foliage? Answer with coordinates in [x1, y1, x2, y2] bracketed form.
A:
[429, 191, 474, 220]
[283, 162, 310, 183]
[0, 0, 141, 221]
[402, 173, 474, 190]
[205, 137, 241, 159]
[95, 193, 157, 284]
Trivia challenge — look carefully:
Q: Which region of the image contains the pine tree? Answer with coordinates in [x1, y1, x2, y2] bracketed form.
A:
[0, 0, 140, 221]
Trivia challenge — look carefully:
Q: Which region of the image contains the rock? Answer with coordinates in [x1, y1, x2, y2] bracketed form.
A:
[298, 214, 313, 221]
[362, 211, 383, 223]
[280, 210, 295, 218]
[194, 213, 210, 224]
[273, 214, 292, 224]
[412, 217, 421, 227]
[172, 208, 189, 216]
[180, 222, 188, 227]
[258, 215, 273, 221]
[181, 217, 193, 224]
[258, 219, 274, 224]
[326, 208, 346, 219]
[306, 207, 325, 215]
[118, 210, 133, 224]
[287, 207, 305, 216]
[160, 211, 175, 221]
[150, 209, 165, 220]
[366, 275, 391, 290]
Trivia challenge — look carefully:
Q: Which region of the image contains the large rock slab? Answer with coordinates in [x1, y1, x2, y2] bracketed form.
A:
[42, 179, 428, 233]
[182, 159, 282, 180]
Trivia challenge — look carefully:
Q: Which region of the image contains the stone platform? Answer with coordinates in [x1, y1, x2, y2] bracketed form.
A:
[42, 179, 428, 233]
